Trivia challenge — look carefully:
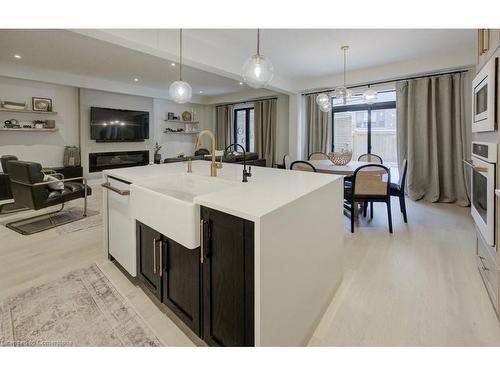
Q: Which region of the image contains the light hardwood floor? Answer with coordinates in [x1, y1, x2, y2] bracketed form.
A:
[1, 186, 499, 346]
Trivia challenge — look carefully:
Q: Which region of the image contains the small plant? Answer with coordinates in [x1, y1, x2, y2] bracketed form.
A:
[154, 142, 162, 155]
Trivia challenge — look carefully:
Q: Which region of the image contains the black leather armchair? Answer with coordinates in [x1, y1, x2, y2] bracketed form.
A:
[0, 155, 31, 215]
[5, 160, 92, 235]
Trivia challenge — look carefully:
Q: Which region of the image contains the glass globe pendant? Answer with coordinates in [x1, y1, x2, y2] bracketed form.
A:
[169, 29, 192, 104]
[334, 46, 353, 105]
[169, 80, 192, 104]
[241, 29, 274, 88]
[316, 93, 330, 106]
[320, 101, 332, 113]
[363, 86, 377, 104]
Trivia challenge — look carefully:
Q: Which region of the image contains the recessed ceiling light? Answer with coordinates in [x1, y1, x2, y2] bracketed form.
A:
[14, 54, 22, 59]
[133, 78, 139, 82]
[239, 82, 243, 85]
[199, 90, 203, 94]
[171, 62, 176, 67]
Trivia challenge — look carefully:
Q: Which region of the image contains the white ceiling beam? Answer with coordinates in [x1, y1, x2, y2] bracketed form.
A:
[70, 29, 297, 95]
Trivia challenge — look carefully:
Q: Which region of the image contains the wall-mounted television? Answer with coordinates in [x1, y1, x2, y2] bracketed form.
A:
[90, 107, 149, 142]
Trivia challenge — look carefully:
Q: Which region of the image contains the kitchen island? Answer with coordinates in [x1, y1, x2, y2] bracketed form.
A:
[102, 160, 344, 346]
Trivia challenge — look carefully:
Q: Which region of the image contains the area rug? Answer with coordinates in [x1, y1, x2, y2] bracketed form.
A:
[54, 207, 102, 235]
[0, 264, 161, 346]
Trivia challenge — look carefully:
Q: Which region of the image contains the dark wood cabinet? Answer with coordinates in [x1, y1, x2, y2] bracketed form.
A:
[201, 207, 254, 347]
[136, 207, 255, 347]
[136, 222, 162, 300]
[162, 238, 201, 335]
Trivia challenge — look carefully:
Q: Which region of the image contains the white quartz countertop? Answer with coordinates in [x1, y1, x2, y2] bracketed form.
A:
[104, 160, 341, 221]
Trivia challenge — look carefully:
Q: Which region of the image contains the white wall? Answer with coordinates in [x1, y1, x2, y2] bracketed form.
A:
[153, 98, 214, 158]
[80, 88, 214, 180]
[207, 89, 290, 163]
[0, 76, 79, 169]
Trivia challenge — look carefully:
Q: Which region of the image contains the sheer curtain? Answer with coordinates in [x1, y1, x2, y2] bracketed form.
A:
[215, 104, 233, 150]
[305, 94, 331, 156]
[396, 72, 470, 206]
[254, 98, 277, 167]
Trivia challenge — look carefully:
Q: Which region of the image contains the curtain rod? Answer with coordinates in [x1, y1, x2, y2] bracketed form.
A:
[214, 96, 278, 108]
[301, 68, 471, 96]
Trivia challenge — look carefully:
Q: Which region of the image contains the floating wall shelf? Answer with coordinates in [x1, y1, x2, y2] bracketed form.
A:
[0, 127, 58, 132]
[164, 119, 199, 125]
[164, 130, 200, 135]
[0, 108, 58, 115]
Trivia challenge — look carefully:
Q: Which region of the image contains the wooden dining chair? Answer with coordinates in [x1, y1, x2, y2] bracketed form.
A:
[290, 161, 317, 172]
[344, 164, 392, 233]
[390, 159, 408, 223]
[358, 153, 383, 163]
[308, 152, 329, 161]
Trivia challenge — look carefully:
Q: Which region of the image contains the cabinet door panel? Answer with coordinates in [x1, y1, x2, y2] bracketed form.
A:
[162, 238, 201, 335]
[201, 207, 254, 347]
[136, 222, 162, 300]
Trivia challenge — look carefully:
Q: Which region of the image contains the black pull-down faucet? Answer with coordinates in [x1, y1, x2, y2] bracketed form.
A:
[224, 143, 252, 183]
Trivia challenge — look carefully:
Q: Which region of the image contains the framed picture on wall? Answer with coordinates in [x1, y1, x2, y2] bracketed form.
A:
[32, 97, 53, 112]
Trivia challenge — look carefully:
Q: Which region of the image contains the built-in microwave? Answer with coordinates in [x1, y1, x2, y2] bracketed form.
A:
[472, 57, 497, 133]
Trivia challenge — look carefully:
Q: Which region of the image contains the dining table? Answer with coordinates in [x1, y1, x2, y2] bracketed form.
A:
[308, 159, 399, 182]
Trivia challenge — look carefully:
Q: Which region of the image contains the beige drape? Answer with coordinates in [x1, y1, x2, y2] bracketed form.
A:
[215, 105, 233, 149]
[396, 72, 470, 206]
[305, 94, 332, 156]
[254, 99, 277, 167]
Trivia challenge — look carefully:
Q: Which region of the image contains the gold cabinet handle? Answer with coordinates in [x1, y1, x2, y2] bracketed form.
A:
[159, 240, 163, 277]
[200, 220, 204, 264]
[153, 238, 157, 274]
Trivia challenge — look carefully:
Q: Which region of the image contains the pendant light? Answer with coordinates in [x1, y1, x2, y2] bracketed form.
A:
[363, 84, 378, 104]
[169, 29, 192, 104]
[317, 93, 332, 113]
[242, 29, 274, 88]
[333, 46, 353, 105]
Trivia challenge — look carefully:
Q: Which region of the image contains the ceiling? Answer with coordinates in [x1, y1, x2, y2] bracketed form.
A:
[0, 29, 476, 98]
[184, 29, 476, 80]
[0, 29, 247, 97]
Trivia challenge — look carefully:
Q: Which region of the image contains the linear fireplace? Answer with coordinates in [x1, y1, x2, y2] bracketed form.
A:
[89, 150, 149, 173]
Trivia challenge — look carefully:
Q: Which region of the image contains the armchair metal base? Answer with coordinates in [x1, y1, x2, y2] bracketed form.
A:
[5, 200, 87, 235]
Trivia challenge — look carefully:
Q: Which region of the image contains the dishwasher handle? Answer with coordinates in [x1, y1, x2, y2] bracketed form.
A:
[102, 182, 130, 196]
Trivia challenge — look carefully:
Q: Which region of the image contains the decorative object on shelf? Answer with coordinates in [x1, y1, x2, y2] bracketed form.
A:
[181, 110, 192, 122]
[153, 142, 162, 164]
[242, 29, 274, 88]
[63, 146, 81, 167]
[33, 120, 45, 129]
[169, 29, 192, 104]
[167, 112, 175, 120]
[32, 97, 53, 112]
[20, 121, 33, 129]
[44, 119, 56, 129]
[363, 84, 377, 104]
[1, 100, 26, 110]
[328, 150, 352, 166]
[333, 46, 353, 105]
[4, 119, 20, 128]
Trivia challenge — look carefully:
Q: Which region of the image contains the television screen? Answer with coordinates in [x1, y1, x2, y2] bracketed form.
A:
[90, 107, 149, 142]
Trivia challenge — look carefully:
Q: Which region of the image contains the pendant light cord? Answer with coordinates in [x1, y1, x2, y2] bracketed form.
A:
[343, 46, 347, 87]
[179, 29, 183, 81]
[257, 29, 260, 55]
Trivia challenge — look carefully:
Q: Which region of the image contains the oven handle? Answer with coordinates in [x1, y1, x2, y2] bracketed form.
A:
[463, 159, 488, 173]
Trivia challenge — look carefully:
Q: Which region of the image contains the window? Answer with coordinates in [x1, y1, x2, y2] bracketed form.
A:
[233, 107, 254, 152]
[332, 90, 397, 167]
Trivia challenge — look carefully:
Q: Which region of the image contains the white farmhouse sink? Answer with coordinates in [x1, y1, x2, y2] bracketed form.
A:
[130, 173, 235, 249]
